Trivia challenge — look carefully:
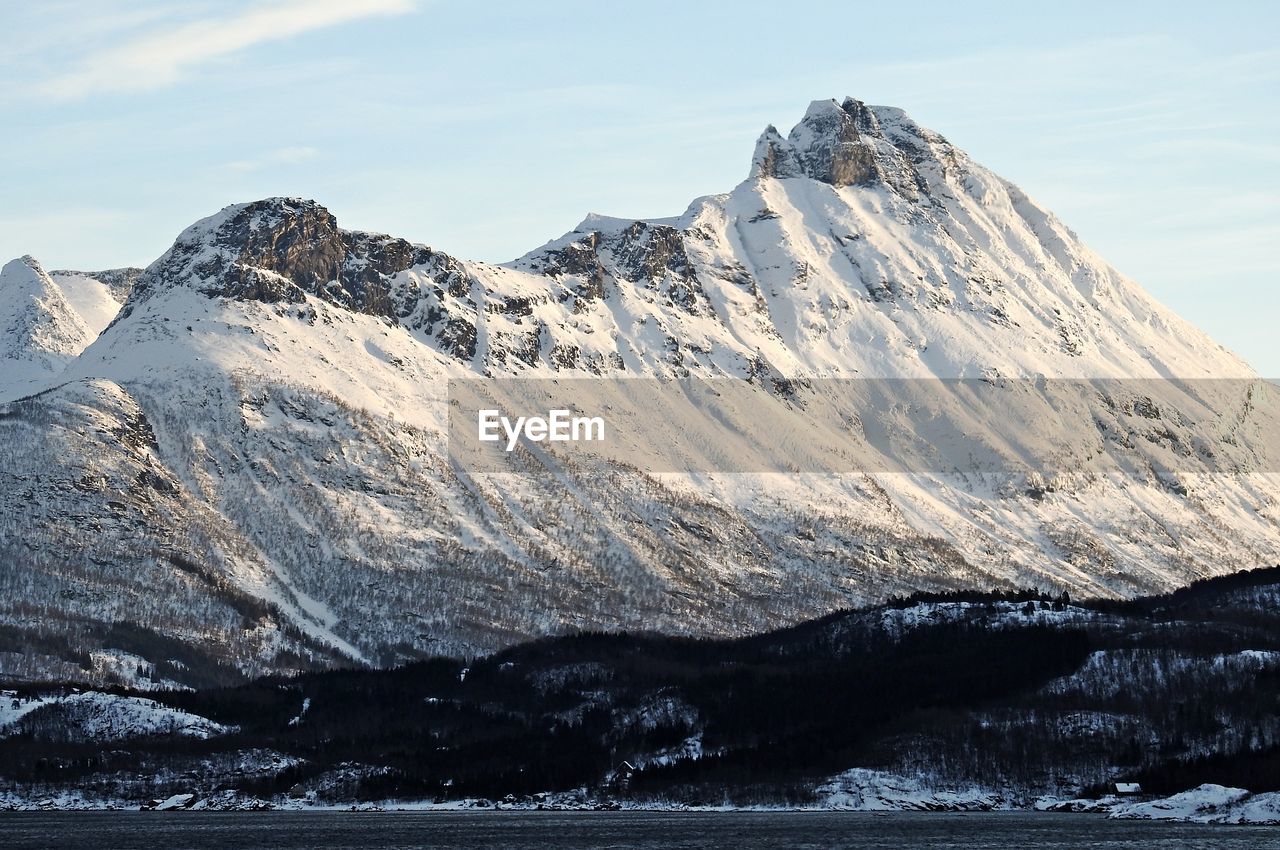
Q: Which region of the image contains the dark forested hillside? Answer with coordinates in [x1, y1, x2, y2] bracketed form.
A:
[3, 567, 1279, 808]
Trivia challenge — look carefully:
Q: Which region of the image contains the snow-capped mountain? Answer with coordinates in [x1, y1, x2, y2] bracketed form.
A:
[1, 97, 1277, 686]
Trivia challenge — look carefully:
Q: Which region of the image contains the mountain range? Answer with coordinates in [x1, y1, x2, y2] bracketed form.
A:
[1, 97, 1277, 687]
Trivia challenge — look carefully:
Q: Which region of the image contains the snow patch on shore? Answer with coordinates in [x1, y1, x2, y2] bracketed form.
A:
[1110, 784, 1280, 824]
[814, 768, 1016, 811]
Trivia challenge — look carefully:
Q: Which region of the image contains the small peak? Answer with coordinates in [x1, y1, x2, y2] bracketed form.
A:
[180, 197, 343, 286]
[240, 196, 333, 220]
[122, 198, 346, 314]
[576, 212, 636, 233]
[174, 197, 336, 246]
[210, 197, 337, 241]
[801, 98, 843, 120]
[750, 95, 932, 194]
[788, 96, 876, 147]
[750, 125, 801, 180]
[764, 96, 874, 186]
[793, 97, 880, 135]
[5, 255, 47, 276]
[1, 255, 56, 290]
[838, 96, 880, 133]
[756, 124, 784, 144]
[574, 212, 683, 236]
[120, 197, 436, 321]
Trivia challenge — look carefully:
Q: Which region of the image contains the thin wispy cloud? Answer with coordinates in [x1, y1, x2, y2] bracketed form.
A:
[41, 0, 416, 98]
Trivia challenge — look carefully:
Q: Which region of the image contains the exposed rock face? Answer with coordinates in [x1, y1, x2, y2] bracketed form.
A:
[524, 219, 708, 317]
[121, 198, 440, 321]
[751, 125, 804, 180]
[792, 97, 879, 186]
[221, 199, 347, 304]
[751, 97, 954, 199]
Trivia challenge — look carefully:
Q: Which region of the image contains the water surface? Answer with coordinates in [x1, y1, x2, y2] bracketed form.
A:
[2, 811, 1277, 849]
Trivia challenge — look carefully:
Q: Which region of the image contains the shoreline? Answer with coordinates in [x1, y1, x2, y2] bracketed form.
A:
[4, 783, 1279, 825]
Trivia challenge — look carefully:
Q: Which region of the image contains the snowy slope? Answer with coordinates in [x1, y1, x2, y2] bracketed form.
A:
[48, 268, 138, 332]
[0, 691, 231, 742]
[1110, 784, 1254, 822]
[1, 97, 1278, 683]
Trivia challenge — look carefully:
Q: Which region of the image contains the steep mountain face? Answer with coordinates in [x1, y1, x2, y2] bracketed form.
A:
[1, 97, 1277, 687]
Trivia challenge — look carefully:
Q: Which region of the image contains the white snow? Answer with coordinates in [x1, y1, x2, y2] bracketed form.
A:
[1110, 784, 1251, 822]
[287, 697, 312, 727]
[0, 259, 133, 401]
[0, 256, 95, 399]
[1108, 783, 1280, 824]
[0, 691, 233, 742]
[815, 768, 1015, 811]
[0, 691, 57, 733]
[1222, 791, 1280, 825]
[153, 793, 196, 811]
[48, 271, 127, 333]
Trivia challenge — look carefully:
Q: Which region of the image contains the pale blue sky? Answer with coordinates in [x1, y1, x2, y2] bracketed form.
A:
[2, 1, 1276, 374]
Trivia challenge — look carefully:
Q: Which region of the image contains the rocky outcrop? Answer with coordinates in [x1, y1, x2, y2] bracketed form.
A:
[119, 198, 446, 322]
[751, 97, 958, 200]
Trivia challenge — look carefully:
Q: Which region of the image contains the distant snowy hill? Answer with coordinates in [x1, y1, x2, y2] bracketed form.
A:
[0, 256, 94, 399]
[0, 257, 138, 399]
[1, 97, 1277, 686]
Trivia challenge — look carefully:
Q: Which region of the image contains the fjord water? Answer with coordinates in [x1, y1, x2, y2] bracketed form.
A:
[3, 812, 1279, 850]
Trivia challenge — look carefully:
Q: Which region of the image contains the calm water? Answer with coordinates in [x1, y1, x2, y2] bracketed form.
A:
[1, 811, 1278, 849]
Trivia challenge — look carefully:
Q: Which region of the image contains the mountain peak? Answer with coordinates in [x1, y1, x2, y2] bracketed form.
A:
[121, 197, 439, 321]
[750, 96, 951, 198]
[1, 256, 66, 306]
[0, 254, 96, 399]
[3, 254, 50, 285]
[170, 196, 343, 291]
